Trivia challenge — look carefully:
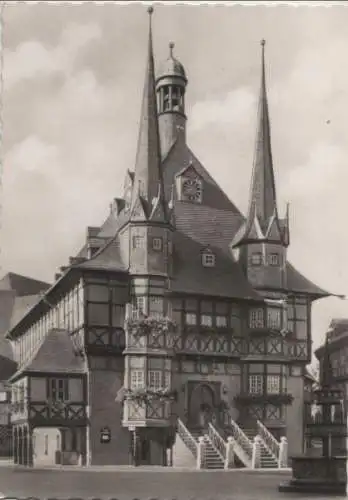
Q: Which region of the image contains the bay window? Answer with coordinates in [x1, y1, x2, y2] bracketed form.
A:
[249, 374, 263, 394]
[267, 307, 282, 330]
[201, 314, 213, 327]
[47, 378, 69, 402]
[249, 308, 264, 329]
[148, 296, 164, 318]
[247, 364, 286, 396]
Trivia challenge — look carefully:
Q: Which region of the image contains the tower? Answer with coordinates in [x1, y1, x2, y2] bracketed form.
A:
[156, 42, 188, 158]
[121, 8, 176, 465]
[232, 40, 289, 293]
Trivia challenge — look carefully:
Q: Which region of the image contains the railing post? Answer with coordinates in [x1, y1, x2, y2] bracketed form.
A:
[196, 436, 205, 470]
[224, 436, 234, 469]
[278, 436, 288, 468]
[251, 435, 261, 469]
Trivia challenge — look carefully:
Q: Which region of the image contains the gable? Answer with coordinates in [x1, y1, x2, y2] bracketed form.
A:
[162, 140, 242, 213]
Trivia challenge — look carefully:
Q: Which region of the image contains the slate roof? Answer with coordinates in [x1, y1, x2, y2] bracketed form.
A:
[0, 272, 50, 296]
[10, 328, 85, 381]
[10, 295, 40, 329]
[0, 274, 49, 361]
[286, 263, 329, 298]
[170, 230, 261, 300]
[70, 137, 328, 300]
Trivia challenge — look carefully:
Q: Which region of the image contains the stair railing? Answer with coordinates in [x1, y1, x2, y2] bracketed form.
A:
[177, 418, 198, 458]
[256, 420, 279, 461]
[229, 417, 253, 459]
[208, 423, 226, 461]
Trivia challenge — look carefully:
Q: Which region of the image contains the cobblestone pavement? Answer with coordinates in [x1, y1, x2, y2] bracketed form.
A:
[0, 467, 344, 500]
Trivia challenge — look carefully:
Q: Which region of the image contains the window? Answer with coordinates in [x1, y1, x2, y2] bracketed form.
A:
[185, 313, 197, 325]
[216, 315, 227, 328]
[267, 308, 281, 330]
[44, 435, 48, 455]
[249, 375, 263, 394]
[201, 314, 213, 327]
[267, 375, 281, 394]
[251, 253, 263, 266]
[249, 308, 264, 329]
[152, 237, 163, 251]
[269, 253, 279, 266]
[149, 296, 163, 317]
[0, 392, 7, 402]
[202, 252, 216, 267]
[132, 235, 144, 249]
[133, 296, 145, 315]
[131, 370, 144, 390]
[48, 379, 69, 402]
[148, 370, 162, 390]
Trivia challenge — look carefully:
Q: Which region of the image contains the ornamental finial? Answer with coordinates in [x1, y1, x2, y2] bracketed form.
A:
[148, 6, 154, 15]
[261, 39, 266, 47]
[169, 41, 175, 57]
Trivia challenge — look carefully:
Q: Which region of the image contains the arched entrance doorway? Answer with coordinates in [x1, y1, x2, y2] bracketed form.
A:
[189, 383, 216, 429]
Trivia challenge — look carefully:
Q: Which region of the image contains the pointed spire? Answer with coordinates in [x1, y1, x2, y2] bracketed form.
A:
[130, 7, 168, 223]
[248, 39, 278, 231]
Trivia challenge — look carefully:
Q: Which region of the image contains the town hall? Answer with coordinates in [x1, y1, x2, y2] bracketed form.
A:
[2, 8, 330, 468]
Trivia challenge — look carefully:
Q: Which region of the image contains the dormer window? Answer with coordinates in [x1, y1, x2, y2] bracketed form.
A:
[251, 252, 263, 266]
[202, 251, 216, 267]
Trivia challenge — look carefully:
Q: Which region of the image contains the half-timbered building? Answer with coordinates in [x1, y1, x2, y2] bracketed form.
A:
[315, 319, 348, 402]
[5, 10, 331, 467]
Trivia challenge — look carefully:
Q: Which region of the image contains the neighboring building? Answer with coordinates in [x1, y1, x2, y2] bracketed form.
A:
[0, 272, 50, 457]
[315, 319, 348, 401]
[5, 12, 330, 468]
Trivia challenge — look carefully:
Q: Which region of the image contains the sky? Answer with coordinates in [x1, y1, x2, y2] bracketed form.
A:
[2, 1, 348, 352]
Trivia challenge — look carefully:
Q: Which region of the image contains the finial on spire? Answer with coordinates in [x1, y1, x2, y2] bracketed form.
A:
[147, 6, 154, 15]
[169, 41, 175, 57]
[261, 39, 266, 47]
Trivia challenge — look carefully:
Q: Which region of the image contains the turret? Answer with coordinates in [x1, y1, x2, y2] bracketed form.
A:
[156, 42, 188, 158]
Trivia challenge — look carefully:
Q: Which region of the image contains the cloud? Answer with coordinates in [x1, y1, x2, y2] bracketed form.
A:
[189, 87, 257, 133]
[4, 22, 102, 88]
[280, 142, 346, 200]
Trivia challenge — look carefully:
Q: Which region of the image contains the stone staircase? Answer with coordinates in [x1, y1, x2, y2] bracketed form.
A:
[175, 417, 286, 470]
[242, 428, 278, 468]
[190, 428, 224, 469]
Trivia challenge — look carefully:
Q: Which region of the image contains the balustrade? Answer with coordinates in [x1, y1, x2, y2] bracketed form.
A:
[208, 423, 226, 461]
[177, 418, 198, 459]
[126, 329, 308, 360]
[256, 419, 280, 462]
[228, 417, 253, 459]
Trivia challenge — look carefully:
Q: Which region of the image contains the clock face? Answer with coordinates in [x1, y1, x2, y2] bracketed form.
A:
[182, 178, 202, 202]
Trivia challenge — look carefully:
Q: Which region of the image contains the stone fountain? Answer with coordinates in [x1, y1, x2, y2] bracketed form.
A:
[279, 336, 347, 494]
